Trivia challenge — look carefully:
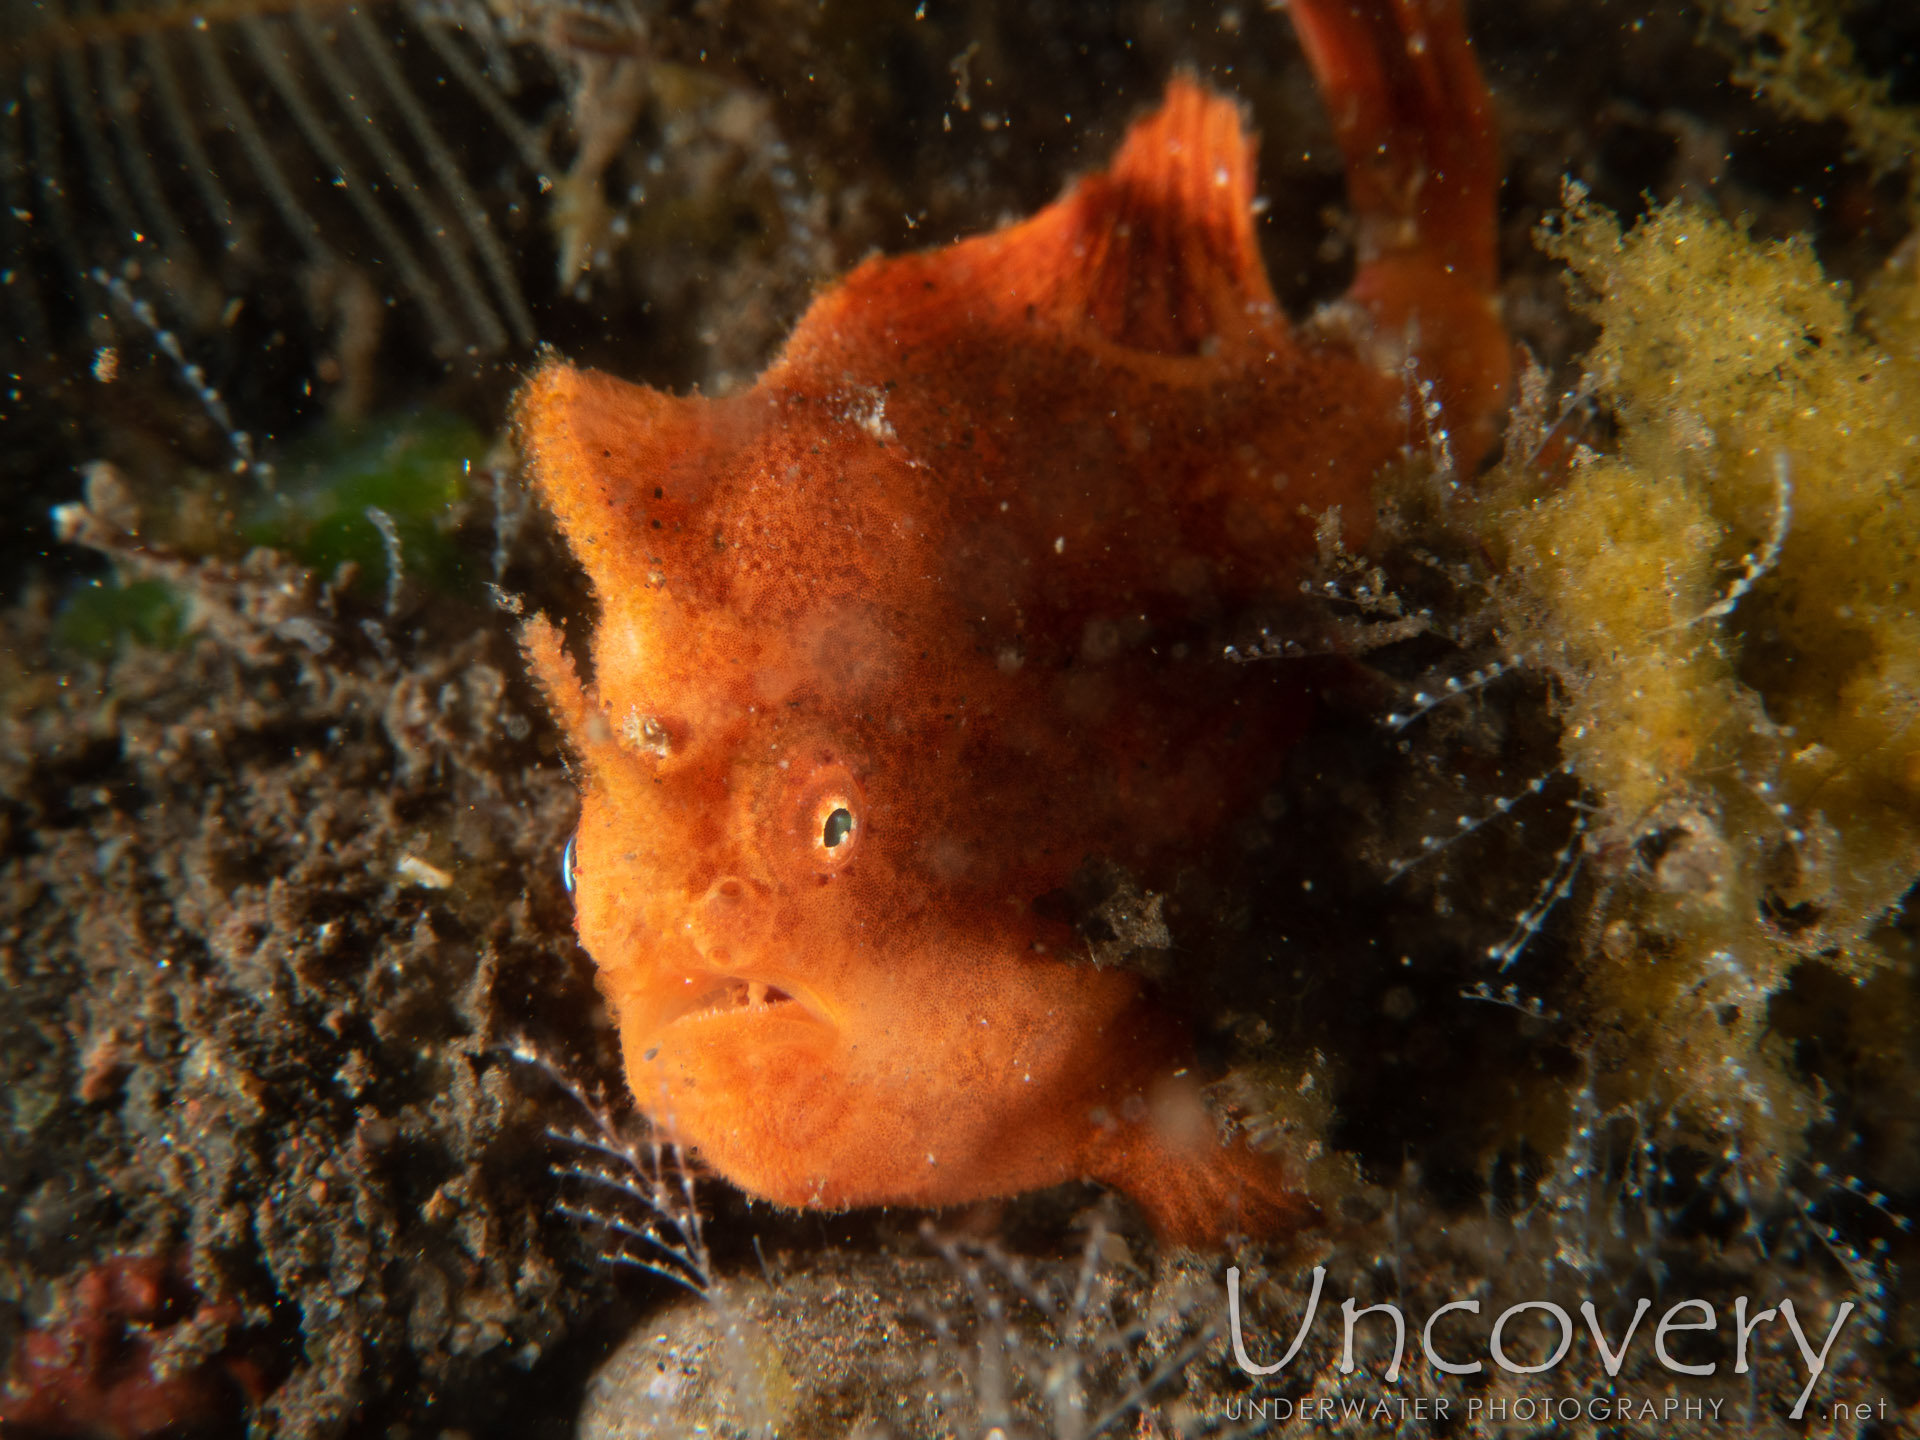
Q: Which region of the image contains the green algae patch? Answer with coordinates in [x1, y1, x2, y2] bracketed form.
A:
[245, 411, 486, 599]
[1484, 189, 1920, 1159]
[53, 577, 187, 659]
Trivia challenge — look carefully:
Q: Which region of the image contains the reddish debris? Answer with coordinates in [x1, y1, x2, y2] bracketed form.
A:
[2, 1255, 271, 1440]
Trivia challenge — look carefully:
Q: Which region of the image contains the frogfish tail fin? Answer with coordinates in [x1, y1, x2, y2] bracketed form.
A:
[1286, 0, 1509, 465]
[1286, 0, 1498, 290]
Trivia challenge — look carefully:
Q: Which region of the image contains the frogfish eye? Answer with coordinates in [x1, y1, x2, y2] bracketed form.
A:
[806, 791, 861, 864]
[782, 758, 867, 876]
[823, 807, 855, 849]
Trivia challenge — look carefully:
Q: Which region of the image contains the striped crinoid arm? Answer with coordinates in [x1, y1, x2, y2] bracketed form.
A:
[1, 0, 559, 370]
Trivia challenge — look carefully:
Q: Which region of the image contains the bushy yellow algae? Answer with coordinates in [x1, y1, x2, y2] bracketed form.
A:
[1707, 0, 1920, 193]
[1486, 189, 1920, 1158]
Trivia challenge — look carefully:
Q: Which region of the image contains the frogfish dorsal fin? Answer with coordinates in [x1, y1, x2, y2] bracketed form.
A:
[782, 77, 1281, 367]
[1050, 75, 1278, 355]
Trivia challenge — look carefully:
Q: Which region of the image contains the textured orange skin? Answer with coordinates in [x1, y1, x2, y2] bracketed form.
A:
[521, 0, 1507, 1245]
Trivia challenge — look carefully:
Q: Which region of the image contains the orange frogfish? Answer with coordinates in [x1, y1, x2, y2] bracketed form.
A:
[519, 0, 1508, 1245]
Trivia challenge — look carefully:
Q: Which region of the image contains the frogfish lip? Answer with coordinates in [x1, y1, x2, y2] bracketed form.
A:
[648, 966, 825, 1034]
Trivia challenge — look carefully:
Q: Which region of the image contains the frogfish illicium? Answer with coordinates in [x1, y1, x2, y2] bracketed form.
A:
[519, 0, 1509, 1245]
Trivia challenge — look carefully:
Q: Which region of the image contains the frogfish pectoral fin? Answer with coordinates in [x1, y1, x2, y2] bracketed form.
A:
[1089, 1119, 1317, 1247]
